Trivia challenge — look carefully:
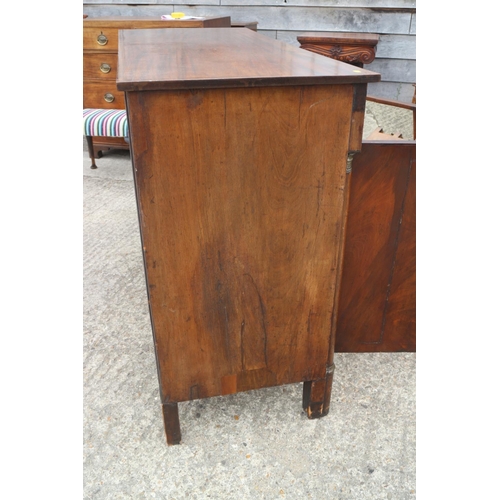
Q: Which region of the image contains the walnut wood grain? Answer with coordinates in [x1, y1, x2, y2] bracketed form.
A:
[126, 84, 357, 403]
[335, 141, 416, 352]
[117, 28, 380, 92]
[382, 150, 415, 351]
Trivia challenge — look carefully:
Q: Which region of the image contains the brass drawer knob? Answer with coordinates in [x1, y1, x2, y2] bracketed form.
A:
[97, 33, 108, 46]
[100, 63, 111, 74]
[103, 93, 115, 103]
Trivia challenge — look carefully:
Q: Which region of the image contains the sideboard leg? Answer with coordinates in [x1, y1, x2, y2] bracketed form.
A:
[302, 364, 335, 419]
[162, 402, 182, 445]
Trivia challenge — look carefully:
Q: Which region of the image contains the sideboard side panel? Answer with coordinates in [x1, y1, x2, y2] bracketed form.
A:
[127, 84, 356, 402]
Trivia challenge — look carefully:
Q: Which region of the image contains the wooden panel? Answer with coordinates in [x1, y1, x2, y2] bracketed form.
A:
[117, 28, 379, 92]
[91, 136, 129, 151]
[83, 53, 118, 81]
[349, 84, 368, 152]
[126, 83, 356, 402]
[335, 141, 415, 352]
[383, 154, 415, 351]
[83, 81, 125, 109]
[298, 32, 380, 45]
[84, 5, 413, 34]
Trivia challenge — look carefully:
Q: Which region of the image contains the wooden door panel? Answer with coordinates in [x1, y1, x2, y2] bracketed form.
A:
[335, 141, 416, 352]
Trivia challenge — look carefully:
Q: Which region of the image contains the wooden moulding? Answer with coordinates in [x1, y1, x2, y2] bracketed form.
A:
[297, 32, 380, 68]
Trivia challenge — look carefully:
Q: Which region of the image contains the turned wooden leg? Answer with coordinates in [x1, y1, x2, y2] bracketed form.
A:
[162, 402, 182, 445]
[86, 136, 98, 169]
[302, 364, 335, 419]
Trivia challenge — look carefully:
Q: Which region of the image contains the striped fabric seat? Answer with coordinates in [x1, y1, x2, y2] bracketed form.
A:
[83, 108, 129, 137]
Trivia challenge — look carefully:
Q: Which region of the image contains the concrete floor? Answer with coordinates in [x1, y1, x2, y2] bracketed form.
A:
[83, 102, 416, 499]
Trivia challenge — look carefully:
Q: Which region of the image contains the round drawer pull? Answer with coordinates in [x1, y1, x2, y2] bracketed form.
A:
[100, 63, 111, 74]
[97, 33, 108, 46]
[104, 93, 115, 103]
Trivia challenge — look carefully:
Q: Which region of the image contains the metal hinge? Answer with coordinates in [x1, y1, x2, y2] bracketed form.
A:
[326, 363, 335, 375]
[346, 152, 356, 174]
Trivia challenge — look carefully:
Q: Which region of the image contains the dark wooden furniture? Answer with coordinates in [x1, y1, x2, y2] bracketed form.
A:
[335, 138, 415, 352]
[297, 32, 380, 68]
[335, 94, 416, 352]
[117, 27, 380, 445]
[297, 35, 416, 353]
[83, 16, 231, 160]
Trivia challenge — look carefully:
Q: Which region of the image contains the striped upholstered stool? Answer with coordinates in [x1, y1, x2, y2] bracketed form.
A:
[83, 108, 129, 169]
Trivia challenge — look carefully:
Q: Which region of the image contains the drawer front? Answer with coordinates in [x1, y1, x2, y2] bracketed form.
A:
[83, 53, 118, 81]
[83, 82, 125, 109]
[83, 27, 119, 51]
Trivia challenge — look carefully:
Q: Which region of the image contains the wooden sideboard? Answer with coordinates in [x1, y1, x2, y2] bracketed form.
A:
[117, 27, 380, 445]
[83, 16, 231, 158]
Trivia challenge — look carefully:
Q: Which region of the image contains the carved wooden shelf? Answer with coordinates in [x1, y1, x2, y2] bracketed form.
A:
[297, 32, 380, 68]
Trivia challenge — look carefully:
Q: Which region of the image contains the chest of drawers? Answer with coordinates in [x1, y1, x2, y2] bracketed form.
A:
[83, 16, 231, 157]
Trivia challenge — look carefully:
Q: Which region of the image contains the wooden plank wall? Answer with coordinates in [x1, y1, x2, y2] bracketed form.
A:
[83, 1, 415, 102]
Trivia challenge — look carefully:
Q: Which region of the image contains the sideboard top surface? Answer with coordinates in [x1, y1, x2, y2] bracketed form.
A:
[117, 28, 381, 92]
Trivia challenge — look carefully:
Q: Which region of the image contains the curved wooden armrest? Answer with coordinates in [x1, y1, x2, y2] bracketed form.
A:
[366, 95, 416, 111]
